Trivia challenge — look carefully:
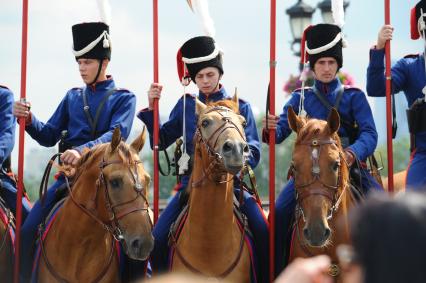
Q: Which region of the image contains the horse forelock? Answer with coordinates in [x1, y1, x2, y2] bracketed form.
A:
[207, 99, 239, 114]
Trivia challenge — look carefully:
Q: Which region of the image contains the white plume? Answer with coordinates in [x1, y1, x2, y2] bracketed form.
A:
[332, 0, 345, 28]
[97, 0, 112, 25]
[192, 0, 216, 38]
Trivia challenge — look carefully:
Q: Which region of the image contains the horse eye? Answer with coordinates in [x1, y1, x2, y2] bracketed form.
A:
[242, 121, 247, 128]
[201, 119, 210, 128]
[332, 161, 340, 171]
[109, 178, 122, 189]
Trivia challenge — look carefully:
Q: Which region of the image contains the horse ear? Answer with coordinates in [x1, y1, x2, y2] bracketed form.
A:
[110, 127, 122, 152]
[232, 87, 239, 109]
[327, 108, 340, 134]
[130, 126, 147, 154]
[287, 106, 304, 133]
[195, 97, 207, 115]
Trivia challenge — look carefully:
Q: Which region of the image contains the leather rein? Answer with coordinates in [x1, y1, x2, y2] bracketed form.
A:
[0, 197, 13, 254]
[173, 106, 248, 278]
[39, 153, 152, 283]
[289, 137, 348, 277]
[192, 106, 247, 187]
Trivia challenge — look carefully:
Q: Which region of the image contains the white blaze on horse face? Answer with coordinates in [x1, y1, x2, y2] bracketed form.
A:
[312, 148, 320, 175]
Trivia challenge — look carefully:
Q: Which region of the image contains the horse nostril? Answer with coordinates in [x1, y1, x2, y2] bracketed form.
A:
[303, 228, 310, 240]
[324, 228, 331, 239]
[131, 239, 141, 251]
[243, 144, 250, 154]
[222, 141, 234, 153]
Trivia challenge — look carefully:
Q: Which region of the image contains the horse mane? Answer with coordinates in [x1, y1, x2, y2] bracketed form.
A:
[207, 99, 239, 114]
[64, 141, 135, 177]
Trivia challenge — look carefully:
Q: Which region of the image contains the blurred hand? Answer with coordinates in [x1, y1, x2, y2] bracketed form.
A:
[61, 149, 81, 166]
[147, 82, 163, 110]
[344, 150, 355, 167]
[262, 114, 280, 130]
[377, 25, 394, 50]
[275, 255, 333, 283]
[13, 100, 32, 123]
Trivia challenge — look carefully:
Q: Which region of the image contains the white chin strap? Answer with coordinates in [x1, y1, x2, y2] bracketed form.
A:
[72, 30, 111, 57]
[182, 47, 223, 64]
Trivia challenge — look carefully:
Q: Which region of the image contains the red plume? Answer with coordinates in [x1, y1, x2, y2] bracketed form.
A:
[300, 25, 313, 65]
[411, 7, 420, 40]
[177, 49, 190, 86]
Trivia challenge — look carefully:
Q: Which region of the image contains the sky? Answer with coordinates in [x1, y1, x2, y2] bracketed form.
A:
[0, 0, 422, 163]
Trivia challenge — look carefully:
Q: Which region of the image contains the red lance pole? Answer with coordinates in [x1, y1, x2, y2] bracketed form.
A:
[14, 0, 29, 282]
[269, 0, 277, 281]
[384, 0, 394, 192]
[153, 0, 160, 223]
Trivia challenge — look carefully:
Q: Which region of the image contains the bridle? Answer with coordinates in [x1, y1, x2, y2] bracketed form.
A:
[289, 138, 348, 223]
[172, 105, 248, 278]
[0, 197, 13, 255]
[40, 151, 152, 283]
[192, 106, 247, 187]
[289, 137, 348, 278]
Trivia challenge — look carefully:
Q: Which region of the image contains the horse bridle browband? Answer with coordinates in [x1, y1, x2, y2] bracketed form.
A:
[40, 153, 152, 283]
[192, 106, 247, 187]
[289, 138, 347, 222]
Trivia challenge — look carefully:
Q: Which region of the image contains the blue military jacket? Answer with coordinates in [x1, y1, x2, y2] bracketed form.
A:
[137, 86, 261, 188]
[367, 48, 426, 151]
[25, 77, 136, 152]
[0, 86, 15, 167]
[267, 78, 378, 162]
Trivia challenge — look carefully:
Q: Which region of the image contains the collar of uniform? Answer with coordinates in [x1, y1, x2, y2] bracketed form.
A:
[198, 85, 229, 104]
[314, 77, 341, 95]
[87, 75, 115, 92]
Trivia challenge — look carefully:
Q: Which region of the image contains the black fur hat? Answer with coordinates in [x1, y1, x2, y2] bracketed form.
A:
[306, 24, 343, 70]
[180, 36, 223, 82]
[72, 22, 111, 60]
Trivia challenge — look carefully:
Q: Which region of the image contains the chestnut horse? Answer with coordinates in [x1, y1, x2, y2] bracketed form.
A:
[287, 107, 355, 279]
[0, 197, 13, 282]
[170, 95, 252, 282]
[383, 170, 406, 193]
[37, 127, 154, 282]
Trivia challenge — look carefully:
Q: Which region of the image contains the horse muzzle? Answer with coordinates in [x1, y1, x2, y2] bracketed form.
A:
[124, 234, 154, 261]
[303, 222, 331, 247]
[221, 139, 249, 174]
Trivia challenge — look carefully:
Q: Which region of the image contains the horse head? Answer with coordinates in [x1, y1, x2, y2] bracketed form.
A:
[76, 127, 154, 260]
[288, 107, 349, 247]
[195, 93, 250, 176]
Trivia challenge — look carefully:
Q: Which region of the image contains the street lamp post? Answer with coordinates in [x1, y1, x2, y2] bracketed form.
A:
[286, 0, 315, 60]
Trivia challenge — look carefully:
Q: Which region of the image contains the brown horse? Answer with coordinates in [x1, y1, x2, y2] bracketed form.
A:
[170, 95, 252, 282]
[38, 127, 154, 282]
[287, 107, 355, 279]
[383, 170, 406, 193]
[0, 199, 13, 282]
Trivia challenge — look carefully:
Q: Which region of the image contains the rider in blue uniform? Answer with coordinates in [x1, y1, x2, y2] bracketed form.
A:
[138, 36, 268, 282]
[263, 24, 382, 276]
[13, 22, 136, 281]
[0, 85, 32, 221]
[367, 0, 426, 191]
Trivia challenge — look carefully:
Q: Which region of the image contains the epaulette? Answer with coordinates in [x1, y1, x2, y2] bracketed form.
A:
[71, 87, 83, 91]
[0, 85, 9, 90]
[343, 85, 363, 92]
[404, 53, 420, 59]
[181, 93, 195, 99]
[294, 86, 312, 93]
[237, 97, 248, 104]
[115, 88, 131, 93]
